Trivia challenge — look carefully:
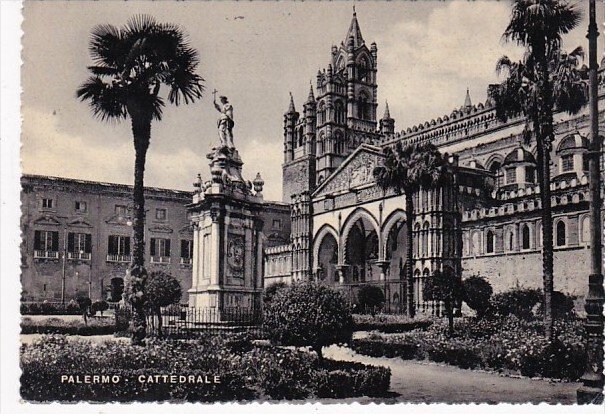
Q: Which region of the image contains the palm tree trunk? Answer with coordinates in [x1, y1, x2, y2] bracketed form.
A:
[405, 191, 415, 318]
[129, 113, 151, 346]
[535, 119, 554, 342]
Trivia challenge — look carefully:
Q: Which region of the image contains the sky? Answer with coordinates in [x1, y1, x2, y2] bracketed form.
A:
[20, 0, 604, 201]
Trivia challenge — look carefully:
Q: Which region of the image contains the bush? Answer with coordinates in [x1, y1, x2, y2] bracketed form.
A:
[353, 314, 433, 333]
[263, 281, 287, 304]
[263, 282, 353, 360]
[489, 287, 541, 319]
[351, 337, 420, 359]
[20, 317, 116, 335]
[463, 276, 493, 318]
[114, 306, 132, 334]
[91, 300, 109, 316]
[20, 335, 390, 401]
[357, 285, 385, 315]
[351, 315, 586, 380]
[20, 302, 84, 315]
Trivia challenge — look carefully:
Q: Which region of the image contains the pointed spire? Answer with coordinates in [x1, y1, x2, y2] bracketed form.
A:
[464, 87, 472, 108]
[382, 101, 391, 120]
[307, 82, 315, 102]
[287, 92, 296, 113]
[345, 6, 364, 48]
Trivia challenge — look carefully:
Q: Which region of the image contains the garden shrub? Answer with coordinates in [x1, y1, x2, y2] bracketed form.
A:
[144, 271, 182, 337]
[489, 287, 542, 319]
[263, 281, 287, 304]
[114, 306, 132, 333]
[357, 285, 385, 315]
[351, 315, 585, 381]
[351, 337, 420, 359]
[20, 302, 83, 315]
[462, 276, 493, 318]
[353, 313, 432, 333]
[91, 300, 109, 316]
[20, 334, 390, 401]
[263, 282, 353, 360]
[20, 317, 116, 335]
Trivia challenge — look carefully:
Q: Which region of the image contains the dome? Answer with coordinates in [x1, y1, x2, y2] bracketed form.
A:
[557, 133, 589, 153]
[502, 145, 536, 166]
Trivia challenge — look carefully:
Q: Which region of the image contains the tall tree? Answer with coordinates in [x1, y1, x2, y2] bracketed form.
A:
[488, 0, 587, 340]
[77, 15, 204, 344]
[373, 142, 448, 318]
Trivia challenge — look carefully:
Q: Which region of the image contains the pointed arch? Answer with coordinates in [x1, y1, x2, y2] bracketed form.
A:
[312, 224, 340, 269]
[340, 207, 382, 262]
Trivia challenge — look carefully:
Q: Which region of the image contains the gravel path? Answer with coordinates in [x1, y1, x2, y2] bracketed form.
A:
[322, 344, 580, 404]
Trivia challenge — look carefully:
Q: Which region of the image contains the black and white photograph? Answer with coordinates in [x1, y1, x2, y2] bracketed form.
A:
[1, 0, 604, 410]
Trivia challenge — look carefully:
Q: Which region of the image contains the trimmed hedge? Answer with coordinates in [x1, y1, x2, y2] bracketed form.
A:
[21, 335, 390, 402]
[353, 314, 433, 333]
[21, 302, 82, 315]
[351, 316, 586, 380]
[21, 317, 116, 336]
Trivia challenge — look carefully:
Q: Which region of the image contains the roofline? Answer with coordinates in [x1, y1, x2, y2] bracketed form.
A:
[21, 174, 194, 197]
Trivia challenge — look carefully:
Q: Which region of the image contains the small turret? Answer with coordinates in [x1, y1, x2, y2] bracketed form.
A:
[283, 93, 299, 163]
[379, 101, 395, 135]
[464, 87, 472, 110]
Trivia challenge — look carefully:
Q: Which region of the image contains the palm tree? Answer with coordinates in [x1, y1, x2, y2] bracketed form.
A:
[373, 142, 448, 318]
[77, 15, 204, 344]
[488, 0, 587, 340]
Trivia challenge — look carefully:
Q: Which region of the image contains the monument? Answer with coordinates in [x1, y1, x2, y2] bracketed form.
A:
[187, 94, 266, 315]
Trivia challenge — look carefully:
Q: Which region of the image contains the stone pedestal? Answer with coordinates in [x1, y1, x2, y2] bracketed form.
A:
[188, 145, 265, 318]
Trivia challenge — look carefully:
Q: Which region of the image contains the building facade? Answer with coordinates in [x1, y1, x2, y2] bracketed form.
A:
[266, 11, 605, 313]
[20, 174, 291, 305]
[20, 175, 194, 303]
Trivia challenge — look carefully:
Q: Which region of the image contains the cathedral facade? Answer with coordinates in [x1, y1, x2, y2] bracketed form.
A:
[265, 12, 605, 313]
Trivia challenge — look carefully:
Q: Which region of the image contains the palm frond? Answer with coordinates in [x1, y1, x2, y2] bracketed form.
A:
[76, 76, 128, 121]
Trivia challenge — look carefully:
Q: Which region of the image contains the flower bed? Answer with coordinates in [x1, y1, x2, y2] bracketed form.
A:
[351, 316, 586, 381]
[21, 334, 390, 401]
[353, 314, 433, 333]
[21, 316, 116, 336]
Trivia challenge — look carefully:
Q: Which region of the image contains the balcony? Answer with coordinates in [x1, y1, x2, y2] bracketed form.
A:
[106, 254, 131, 263]
[33, 250, 59, 259]
[67, 252, 91, 260]
[151, 256, 171, 264]
[180, 257, 192, 265]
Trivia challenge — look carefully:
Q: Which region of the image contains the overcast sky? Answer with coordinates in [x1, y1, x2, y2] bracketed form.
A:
[21, 1, 603, 201]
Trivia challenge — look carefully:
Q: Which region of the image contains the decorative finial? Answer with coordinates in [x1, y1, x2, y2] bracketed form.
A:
[287, 92, 296, 113]
[353, 4, 356, 16]
[464, 87, 472, 108]
[383, 100, 391, 119]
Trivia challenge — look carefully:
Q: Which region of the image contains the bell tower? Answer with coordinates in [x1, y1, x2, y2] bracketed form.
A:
[315, 10, 379, 185]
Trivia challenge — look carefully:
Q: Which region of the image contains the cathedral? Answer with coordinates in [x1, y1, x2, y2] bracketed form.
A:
[264, 11, 605, 313]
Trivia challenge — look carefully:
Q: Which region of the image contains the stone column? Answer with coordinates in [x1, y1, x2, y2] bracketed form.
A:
[210, 208, 221, 287]
[336, 264, 348, 285]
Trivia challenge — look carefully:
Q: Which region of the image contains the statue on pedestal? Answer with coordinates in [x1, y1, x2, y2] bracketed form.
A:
[213, 90, 234, 149]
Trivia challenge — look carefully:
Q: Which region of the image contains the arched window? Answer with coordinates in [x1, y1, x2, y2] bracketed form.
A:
[486, 230, 494, 254]
[414, 223, 421, 257]
[471, 231, 481, 255]
[556, 220, 566, 246]
[507, 230, 515, 251]
[334, 131, 344, 153]
[318, 101, 326, 125]
[358, 56, 370, 82]
[422, 222, 430, 257]
[298, 128, 304, 148]
[581, 216, 591, 244]
[358, 92, 370, 120]
[522, 224, 531, 250]
[317, 133, 325, 155]
[334, 100, 345, 124]
[489, 161, 503, 189]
